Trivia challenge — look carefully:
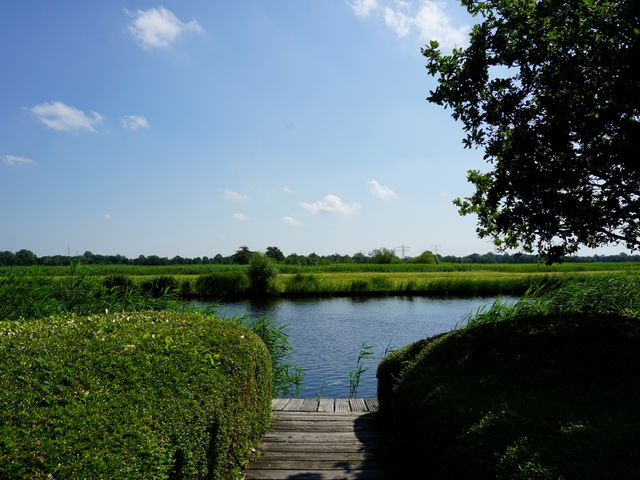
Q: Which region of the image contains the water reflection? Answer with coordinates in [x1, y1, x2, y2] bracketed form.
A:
[212, 296, 512, 398]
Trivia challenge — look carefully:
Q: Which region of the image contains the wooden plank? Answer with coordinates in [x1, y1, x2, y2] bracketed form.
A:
[349, 397, 367, 412]
[250, 398, 392, 479]
[262, 433, 385, 443]
[253, 451, 379, 460]
[270, 398, 289, 411]
[364, 397, 379, 412]
[258, 442, 389, 453]
[282, 398, 304, 411]
[270, 421, 357, 432]
[335, 398, 351, 412]
[248, 458, 390, 470]
[246, 469, 394, 480]
[300, 398, 319, 412]
[272, 411, 363, 420]
[318, 397, 334, 412]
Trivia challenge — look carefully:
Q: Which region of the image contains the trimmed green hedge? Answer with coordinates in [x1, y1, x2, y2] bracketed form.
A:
[378, 313, 640, 479]
[0, 311, 272, 479]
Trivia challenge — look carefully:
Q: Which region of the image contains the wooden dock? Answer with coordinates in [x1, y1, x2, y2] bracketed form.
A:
[246, 398, 394, 479]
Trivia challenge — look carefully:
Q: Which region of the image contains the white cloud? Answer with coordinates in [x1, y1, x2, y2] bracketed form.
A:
[283, 216, 303, 226]
[358, 0, 469, 50]
[104, 213, 112, 221]
[282, 186, 295, 194]
[384, 7, 412, 37]
[224, 189, 249, 202]
[367, 180, 397, 199]
[414, 1, 468, 49]
[351, 0, 379, 17]
[127, 6, 203, 48]
[3, 155, 36, 166]
[232, 212, 249, 221]
[121, 115, 150, 130]
[300, 194, 361, 215]
[31, 101, 104, 132]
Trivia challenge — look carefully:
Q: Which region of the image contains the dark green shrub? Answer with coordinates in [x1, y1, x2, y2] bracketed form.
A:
[195, 271, 250, 298]
[248, 254, 278, 294]
[370, 275, 393, 290]
[284, 273, 322, 293]
[102, 274, 134, 293]
[139, 276, 179, 298]
[378, 313, 640, 479]
[350, 279, 370, 292]
[0, 311, 272, 479]
[179, 278, 193, 298]
[409, 250, 439, 264]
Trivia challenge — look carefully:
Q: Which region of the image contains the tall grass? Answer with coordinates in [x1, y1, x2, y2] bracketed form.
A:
[464, 273, 640, 327]
[0, 268, 179, 320]
[0, 266, 303, 397]
[349, 342, 374, 397]
[3, 261, 640, 278]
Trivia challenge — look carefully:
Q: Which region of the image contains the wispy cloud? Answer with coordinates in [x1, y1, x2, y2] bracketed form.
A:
[350, 0, 379, 17]
[414, 1, 468, 48]
[282, 186, 295, 194]
[367, 179, 397, 199]
[384, 7, 412, 37]
[31, 101, 104, 132]
[224, 189, 249, 203]
[353, 0, 468, 50]
[121, 115, 150, 130]
[3, 155, 36, 167]
[301, 194, 361, 215]
[127, 6, 203, 48]
[103, 213, 112, 221]
[283, 216, 303, 226]
[232, 212, 249, 221]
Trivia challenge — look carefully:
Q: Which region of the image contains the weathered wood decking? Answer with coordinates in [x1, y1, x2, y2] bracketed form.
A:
[246, 398, 394, 480]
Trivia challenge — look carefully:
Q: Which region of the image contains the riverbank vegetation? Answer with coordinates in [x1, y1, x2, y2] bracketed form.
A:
[0, 311, 272, 479]
[2, 261, 639, 300]
[378, 275, 640, 478]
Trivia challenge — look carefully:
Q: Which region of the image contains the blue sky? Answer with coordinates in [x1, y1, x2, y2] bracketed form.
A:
[0, 1, 625, 258]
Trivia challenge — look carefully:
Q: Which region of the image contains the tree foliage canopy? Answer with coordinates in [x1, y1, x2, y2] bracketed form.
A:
[424, 0, 640, 261]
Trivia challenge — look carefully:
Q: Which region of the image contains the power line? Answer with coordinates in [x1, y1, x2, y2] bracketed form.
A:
[396, 245, 410, 259]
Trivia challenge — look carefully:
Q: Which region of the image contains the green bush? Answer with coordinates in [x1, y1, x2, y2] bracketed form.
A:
[247, 254, 278, 294]
[102, 274, 134, 293]
[370, 275, 393, 290]
[0, 311, 272, 479]
[195, 271, 250, 298]
[139, 276, 179, 298]
[350, 279, 370, 292]
[283, 273, 322, 294]
[409, 250, 439, 264]
[178, 278, 194, 298]
[378, 313, 640, 479]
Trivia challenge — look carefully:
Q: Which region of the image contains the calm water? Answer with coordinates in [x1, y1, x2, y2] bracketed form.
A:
[213, 296, 510, 398]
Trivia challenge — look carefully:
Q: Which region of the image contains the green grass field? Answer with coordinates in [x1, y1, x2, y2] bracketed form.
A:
[2, 262, 638, 297]
[2, 261, 640, 277]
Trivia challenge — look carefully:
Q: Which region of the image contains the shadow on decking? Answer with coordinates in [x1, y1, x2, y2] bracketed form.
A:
[284, 412, 392, 480]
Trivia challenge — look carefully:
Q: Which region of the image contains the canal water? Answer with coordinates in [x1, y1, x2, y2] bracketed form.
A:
[213, 296, 511, 398]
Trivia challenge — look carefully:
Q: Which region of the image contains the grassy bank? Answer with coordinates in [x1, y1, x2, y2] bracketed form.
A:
[2, 261, 640, 277]
[0, 311, 272, 479]
[377, 274, 640, 478]
[3, 263, 637, 299]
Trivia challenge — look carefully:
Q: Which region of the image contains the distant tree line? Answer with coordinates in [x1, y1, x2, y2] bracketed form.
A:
[1, 247, 638, 267]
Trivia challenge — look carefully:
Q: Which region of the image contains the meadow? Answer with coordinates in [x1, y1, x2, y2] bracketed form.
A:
[2, 262, 638, 298]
